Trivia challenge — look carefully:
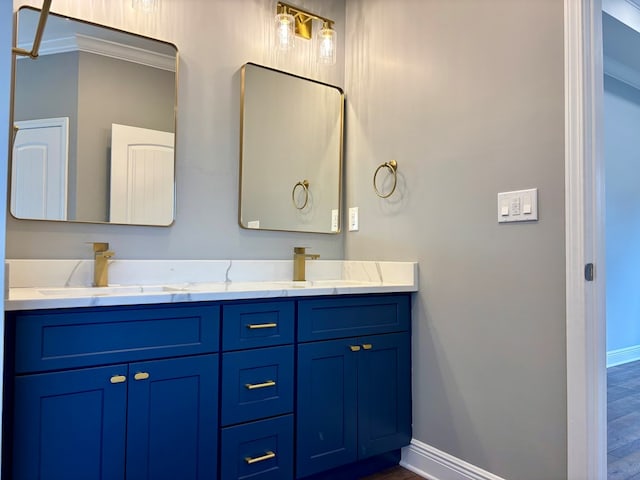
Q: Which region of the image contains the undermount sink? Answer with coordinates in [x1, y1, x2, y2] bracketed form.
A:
[38, 285, 171, 296]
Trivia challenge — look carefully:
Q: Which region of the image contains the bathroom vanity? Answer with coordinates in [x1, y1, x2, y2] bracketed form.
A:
[3, 260, 416, 480]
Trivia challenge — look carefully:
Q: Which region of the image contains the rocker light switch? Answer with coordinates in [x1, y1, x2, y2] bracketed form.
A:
[497, 188, 538, 223]
[349, 207, 359, 231]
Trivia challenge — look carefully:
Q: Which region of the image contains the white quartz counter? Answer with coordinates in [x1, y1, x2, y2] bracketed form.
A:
[5, 260, 418, 311]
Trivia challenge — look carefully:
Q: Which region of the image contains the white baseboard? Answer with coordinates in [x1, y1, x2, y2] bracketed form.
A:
[400, 439, 506, 480]
[607, 344, 640, 368]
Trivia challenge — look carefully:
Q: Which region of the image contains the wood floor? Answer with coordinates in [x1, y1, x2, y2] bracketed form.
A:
[360, 466, 424, 479]
[608, 359, 640, 480]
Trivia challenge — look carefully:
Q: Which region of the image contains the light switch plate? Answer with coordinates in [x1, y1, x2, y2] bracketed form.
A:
[331, 209, 339, 232]
[497, 188, 538, 223]
[349, 207, 359, 231]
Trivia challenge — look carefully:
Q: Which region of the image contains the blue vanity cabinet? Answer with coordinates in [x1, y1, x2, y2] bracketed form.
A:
[8, 304, 220, 480]
[356, 332, 412, 459]
[6, 293, 411, 480]
[296, 295, 412, 479]
[219, 300, 296, 480]
[296, 338, 359, 477]
[125, 354, 218, 480]
[13, 364, 129, 480]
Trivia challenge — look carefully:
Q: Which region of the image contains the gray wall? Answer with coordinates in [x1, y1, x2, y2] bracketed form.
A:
[8, 0, 347, 260]
[344, 1, 567, 479]
[76, 52, 175, 221]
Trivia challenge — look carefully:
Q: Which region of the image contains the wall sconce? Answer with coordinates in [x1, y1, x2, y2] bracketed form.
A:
[132, 0, 158, 13]
[275, 1, 337, 65]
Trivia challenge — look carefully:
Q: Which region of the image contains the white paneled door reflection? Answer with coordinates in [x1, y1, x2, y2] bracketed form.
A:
[11, 117, 69, 221]
[109, 123, 174, 225]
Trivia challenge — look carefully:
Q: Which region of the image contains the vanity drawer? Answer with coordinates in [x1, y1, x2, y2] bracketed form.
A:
[13, 304, 220, 373]
[297, 294, 410, 342]
[222, 301, 294, 351]
[220, 414, 293, 480]
[221, 345, 294, 426]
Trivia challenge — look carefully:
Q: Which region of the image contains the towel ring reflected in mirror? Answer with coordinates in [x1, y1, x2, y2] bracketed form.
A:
[373, 160, 398, 198]
[292, 179, 310, 210]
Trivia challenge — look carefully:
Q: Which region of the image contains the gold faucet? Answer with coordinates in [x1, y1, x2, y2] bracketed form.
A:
[92, 242, 115, 287]
[293, 247, 320, 282]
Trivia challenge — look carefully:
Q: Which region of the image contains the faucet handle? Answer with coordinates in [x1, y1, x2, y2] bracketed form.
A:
[294, 247, 307, 254]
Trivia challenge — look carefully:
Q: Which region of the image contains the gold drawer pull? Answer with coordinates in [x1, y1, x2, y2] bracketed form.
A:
[245, 380, 276, 390]
[245, 451, 276, 464]
[134, 372, 150, 381]
[362, 344, 373, 350]
[247, 323, 278, 329]
[350, 345, 361, 352]
[110, 375, 126, 384]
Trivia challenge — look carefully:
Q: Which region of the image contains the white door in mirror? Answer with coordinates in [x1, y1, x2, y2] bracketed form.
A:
[109, 124, 174, 225]
[11, 117, 69, 220]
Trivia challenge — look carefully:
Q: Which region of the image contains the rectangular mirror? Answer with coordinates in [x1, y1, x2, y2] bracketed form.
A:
[239, 63, 343, 234]
[11, 7, 178, 226]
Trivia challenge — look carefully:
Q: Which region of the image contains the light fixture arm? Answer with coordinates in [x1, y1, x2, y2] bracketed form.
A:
[13, 0, 52, 59]
[276, 1, 334, 40]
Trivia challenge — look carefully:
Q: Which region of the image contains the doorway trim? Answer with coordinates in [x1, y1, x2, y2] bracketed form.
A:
[565, 0, 607, 478]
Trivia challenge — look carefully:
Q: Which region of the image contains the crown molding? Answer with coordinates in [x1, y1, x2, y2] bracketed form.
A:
[626, 0, 640, 10]
[17, 34, 175, 72]
[604, 54, 640, 90]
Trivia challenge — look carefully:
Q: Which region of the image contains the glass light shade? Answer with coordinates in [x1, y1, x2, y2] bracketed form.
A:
[317, 25, 337, 65]
[275, 13, 295, 51]
[132, 0, 158, 13]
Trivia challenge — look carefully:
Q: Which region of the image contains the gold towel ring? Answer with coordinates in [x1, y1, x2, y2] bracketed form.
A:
[292, 180, 310, 210]
[373, 160, 398, 198]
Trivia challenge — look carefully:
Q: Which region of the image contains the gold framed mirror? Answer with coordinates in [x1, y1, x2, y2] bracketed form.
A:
[11, 7, 178, 226]
[239, 63, 344, 234]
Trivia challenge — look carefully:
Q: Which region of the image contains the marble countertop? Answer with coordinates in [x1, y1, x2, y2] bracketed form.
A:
[5, 260, 418, 311]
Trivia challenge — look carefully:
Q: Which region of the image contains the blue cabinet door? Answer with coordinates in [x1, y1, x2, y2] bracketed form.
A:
[126, 354, 218, 480]
[296, 339, 358, 478]
[13, 364, 128, 480]
[357, 333, 412, 459]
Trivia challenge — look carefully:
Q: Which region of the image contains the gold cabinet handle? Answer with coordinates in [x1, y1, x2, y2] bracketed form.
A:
[350, 345, 361, 352]
[245, 451, 276, 464]
[362, 344, 373, 350]
[134, 372, 150, 381]
[247, 323, 278, 330]
[110, 375, 126, 384]
[245, 380, 276, 390]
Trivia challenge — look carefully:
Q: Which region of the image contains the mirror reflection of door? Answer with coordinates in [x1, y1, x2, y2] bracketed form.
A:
[109, 123, 174, 225]
[11, 117, 69, 220]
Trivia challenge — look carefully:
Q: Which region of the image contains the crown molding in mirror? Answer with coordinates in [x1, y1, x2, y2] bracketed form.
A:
[17, 33, 176, 71]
